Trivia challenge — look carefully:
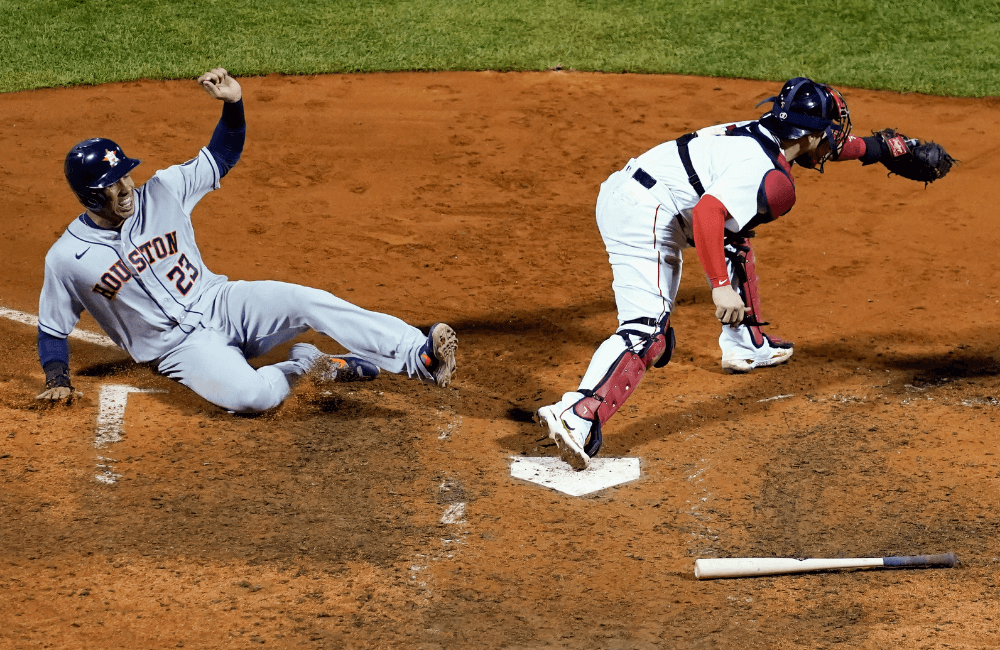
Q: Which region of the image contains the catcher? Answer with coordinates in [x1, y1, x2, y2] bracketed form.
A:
[537, 76, 955, 470]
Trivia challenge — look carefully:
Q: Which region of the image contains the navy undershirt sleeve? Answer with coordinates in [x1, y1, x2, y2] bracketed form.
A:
[207, 98, 246, 177]
[38, 328, 69, 367]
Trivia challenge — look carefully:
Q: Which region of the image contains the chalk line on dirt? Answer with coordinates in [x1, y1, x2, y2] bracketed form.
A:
[0, 305, 117, 348]
[95, 384, 167, 484]
[0, 307, 164, 485]
[409, 408, 469, 602]
[684, 458, 720, 555]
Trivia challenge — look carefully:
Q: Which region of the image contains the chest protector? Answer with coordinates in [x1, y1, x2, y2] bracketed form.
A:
[725, 122, 796, 229]
[679, 123, 797, 236]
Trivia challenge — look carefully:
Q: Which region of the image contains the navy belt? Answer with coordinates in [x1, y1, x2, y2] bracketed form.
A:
[632, 167, 657, 189]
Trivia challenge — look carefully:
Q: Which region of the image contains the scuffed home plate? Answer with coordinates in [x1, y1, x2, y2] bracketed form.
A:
[510, 456, 641, 496]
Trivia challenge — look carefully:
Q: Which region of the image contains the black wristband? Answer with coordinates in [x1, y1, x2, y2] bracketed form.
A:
[860, 135, 888, 166]
[43, 360, 72, 389]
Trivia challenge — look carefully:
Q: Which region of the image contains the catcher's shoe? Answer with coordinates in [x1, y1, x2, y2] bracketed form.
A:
[536, 402, 591, 471]
[720, 331, 794, 374]
[289, 343, 380, 382]
[420, 323, 458, 388]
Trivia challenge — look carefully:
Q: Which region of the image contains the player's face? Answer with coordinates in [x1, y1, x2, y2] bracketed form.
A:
[798, 134, 830, 167]
[809, 137, 831, 163]
[94, 174, 136, 225]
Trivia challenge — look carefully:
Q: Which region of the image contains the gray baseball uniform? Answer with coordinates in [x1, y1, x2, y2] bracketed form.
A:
[40, 142, 436, 412]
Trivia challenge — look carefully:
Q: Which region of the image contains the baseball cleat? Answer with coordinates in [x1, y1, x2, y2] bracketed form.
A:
[536, 405, 590, 471]
[325, 354, 381, 382]
[288, 343, 325, 372]
[421, 323, 458, 388]
[289, 343, 380, 382]
[719, 325, 794, 374]
[721, 345, 793, 373]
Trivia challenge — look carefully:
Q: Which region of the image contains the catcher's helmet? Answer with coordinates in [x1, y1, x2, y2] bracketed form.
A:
[758, 77, 851, 161]
[64, 138, 141, 210]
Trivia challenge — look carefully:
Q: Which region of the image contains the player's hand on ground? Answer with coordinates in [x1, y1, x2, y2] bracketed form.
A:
[712, 285, 746, 325]
[198, 68, 242, 103]
[35, 386, 83, 403]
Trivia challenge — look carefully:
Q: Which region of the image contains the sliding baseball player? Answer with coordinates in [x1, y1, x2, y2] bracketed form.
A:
[37, 68, 458, 412]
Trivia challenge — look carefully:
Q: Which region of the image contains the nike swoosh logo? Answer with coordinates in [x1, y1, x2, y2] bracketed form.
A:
[75, 248, 90, 259]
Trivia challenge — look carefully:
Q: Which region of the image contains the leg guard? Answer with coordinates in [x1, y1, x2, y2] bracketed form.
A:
[724, 237, 791, 350]
[572, 316, 675, 457]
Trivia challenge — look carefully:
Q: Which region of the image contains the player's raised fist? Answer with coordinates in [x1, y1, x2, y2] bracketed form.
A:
[198, 67, 242, 103]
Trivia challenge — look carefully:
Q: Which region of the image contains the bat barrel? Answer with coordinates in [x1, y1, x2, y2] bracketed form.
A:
[693, 557, 882, 579]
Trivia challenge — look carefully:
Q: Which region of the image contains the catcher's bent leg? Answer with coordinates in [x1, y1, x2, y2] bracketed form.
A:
[537, 316, 675, 470]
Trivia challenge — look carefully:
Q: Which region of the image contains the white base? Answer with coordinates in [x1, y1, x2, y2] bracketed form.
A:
[510, 456, 641, 496]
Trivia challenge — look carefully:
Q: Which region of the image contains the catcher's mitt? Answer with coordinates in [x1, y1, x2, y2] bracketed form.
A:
[873, 128, 956, 184]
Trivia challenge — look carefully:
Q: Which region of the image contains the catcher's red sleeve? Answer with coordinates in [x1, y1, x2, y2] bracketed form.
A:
[692, 194, 729, 288]
[838, 134, 866, 161]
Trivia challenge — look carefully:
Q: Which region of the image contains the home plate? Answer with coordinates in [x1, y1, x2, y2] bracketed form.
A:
[510, 456, 641, 496]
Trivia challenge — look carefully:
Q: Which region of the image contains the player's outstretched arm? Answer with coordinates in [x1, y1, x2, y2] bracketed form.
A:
[198, 68, 242, 103]
[837, 131, 956, 184]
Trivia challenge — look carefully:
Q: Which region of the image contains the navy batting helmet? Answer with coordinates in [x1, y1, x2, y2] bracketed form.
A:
[757, 77, 851, 160]
[64, 138, 141, 210]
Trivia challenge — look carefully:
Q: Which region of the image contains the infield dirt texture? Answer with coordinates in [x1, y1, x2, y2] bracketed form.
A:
[1, 72, 999, 648]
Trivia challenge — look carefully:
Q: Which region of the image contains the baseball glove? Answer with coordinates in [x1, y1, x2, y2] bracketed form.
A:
[873, 128, 956, 184]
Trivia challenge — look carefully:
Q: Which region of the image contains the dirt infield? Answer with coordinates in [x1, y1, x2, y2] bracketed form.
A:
[1, 71, 998, 649]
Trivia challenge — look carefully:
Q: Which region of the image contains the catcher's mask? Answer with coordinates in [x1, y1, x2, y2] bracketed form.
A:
[64, 137, 141, 211]
[757, 77, 851, 170]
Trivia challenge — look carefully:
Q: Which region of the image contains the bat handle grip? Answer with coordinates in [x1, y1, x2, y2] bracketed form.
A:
[883, 553, 958, 568]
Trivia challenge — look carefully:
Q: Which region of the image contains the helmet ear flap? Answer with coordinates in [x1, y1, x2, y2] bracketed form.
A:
[75, 184, 107, 211]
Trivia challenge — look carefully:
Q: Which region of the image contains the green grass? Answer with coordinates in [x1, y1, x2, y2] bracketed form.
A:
[2, 0, 997, 96]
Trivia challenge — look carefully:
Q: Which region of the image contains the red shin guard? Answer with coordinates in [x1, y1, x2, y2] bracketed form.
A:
[726, 237, 770, 348]
[571, 320, 674, 456]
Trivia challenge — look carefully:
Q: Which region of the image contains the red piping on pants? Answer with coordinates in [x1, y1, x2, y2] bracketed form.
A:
[653, 204, 666, 313]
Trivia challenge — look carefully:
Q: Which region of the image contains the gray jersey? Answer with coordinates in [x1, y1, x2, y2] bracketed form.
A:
[38, 149, 228, 362]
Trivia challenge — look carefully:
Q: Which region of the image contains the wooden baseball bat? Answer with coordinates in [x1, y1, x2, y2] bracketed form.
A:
[694, 553, 959, 579]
